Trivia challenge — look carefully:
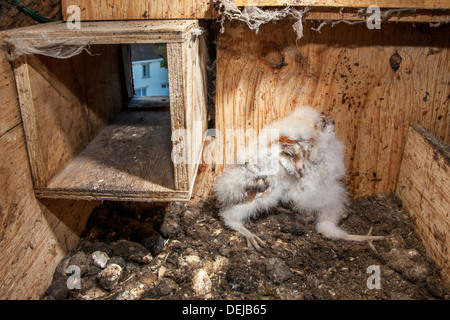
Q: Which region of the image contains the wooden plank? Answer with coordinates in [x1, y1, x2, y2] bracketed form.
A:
[0, 35, 21, 136]
[5, 20, 199, 45]
[20, 45, 125, 187]
[61, 0, 216, 20]
[183, 35, 209, 192]
[235, 0, 450, 9]
[7, 20, 206, 202]
[167, 32, 208, 194]
[0, 43, 99, 300]
[0, 76, 21, 136]
[42, 111, 191, 201]
[232, 1, 450, 23]
[396, 124, 450, 285]
[188, 139, 221, 206]
[302, 8, 450, 23]
[0, 124, 99, 299]
[12, 56, 47, 188]
[167, 41, 188, 191]
[60, 0, 449, 21]
[121, 44, 134, 101]
[36, 189, 190, 202]
[216, 20, 450, 198]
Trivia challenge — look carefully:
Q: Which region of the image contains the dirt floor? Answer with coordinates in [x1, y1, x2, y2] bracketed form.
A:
[42, 194, 448, 300]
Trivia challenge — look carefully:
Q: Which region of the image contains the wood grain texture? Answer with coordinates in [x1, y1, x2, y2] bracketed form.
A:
[17, 45, 125, 188]
[11, 56, 46, 188]
[0, 45, 98, 299]
[61, 0, 216, 20]
[216, 20, 449, 198]
[188, 138, 221, 206]
[60, 0, 449, 22]
[0, 38, 21, 136]
[183, 35, 209, 192]
[236, 0, 450, 9]
[300, 8, 450, 22]
[168, 33, 208, 193]
[43, 111, 192, 201]
[5, 20, 199, 44]
[8, 20, 207, 202]
[168, 41, 188, 191]
[396, 124, 450, 285]
[0, 128, 99, 299]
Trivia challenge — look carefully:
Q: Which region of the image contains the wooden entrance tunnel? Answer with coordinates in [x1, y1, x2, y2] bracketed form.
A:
[7, 20, 208, 201]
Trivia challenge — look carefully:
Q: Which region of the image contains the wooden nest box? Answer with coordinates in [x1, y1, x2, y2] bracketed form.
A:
[6, 20, 208, 202]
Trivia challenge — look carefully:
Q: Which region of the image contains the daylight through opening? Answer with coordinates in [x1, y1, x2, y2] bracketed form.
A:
[130, 43, 169, 107]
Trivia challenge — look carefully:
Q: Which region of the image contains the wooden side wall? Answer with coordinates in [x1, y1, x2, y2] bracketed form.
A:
[215, 21, 449, 198]
[0, 36, 99, 300]
[183, 35, 209, 192]
[235, 0, 450, 9]
[396, 124, 450, 285]
[16, 45, 126, 188]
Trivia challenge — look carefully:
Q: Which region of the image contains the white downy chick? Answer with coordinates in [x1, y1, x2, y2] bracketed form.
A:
[213, 106, 384, 250]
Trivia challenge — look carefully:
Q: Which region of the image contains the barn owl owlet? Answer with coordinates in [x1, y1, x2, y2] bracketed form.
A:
[213, 106, 384, 250]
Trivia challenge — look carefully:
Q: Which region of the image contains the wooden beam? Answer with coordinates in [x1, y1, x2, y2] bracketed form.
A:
[12, 56, 47, 188]
[302, 8, 450, 23]
[61, 0, 216, 20]
[235, 0, 450, 10]
[60, 0, 450, 22]
[167, 41, 188, 191]
[4, 20, 199, 45]
[396, 124, 450, 286]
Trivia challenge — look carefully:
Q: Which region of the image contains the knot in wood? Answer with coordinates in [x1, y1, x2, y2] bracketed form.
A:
[260, 43, 285, 70]
[390, 52, 402, 72]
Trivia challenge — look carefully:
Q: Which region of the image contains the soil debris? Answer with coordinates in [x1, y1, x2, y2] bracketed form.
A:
[42, 194, 448, 300]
